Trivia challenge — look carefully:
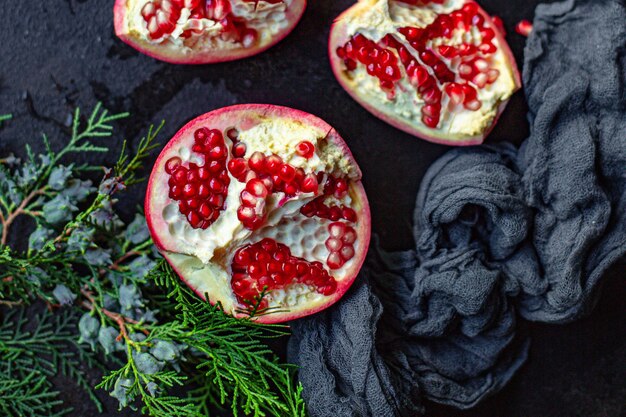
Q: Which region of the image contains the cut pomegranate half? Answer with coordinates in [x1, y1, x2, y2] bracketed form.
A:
[114, 0, 307, 64]
[145, 105, 371, 323]
[329, 0, 521, 146]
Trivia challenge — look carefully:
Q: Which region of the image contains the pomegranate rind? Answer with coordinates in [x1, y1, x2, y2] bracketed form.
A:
[113, 0, 307, 64]
[145, 104, 371, 323]
[328, 0, 522, 146]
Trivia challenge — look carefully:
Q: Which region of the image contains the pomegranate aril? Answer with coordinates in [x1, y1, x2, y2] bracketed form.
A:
[301, 174, 319, 194]
[182, 183, 197, 198]
[279, 164, 296, 182]
[340, 245, 355, 261]
[515, 20, 533, 37]
[209, 178, 225, 193]
[329, 222, 346, 238]
[296, 141, 315, 158]
[342, 208, 357, 222]
[283, 182, 298, 195]
[326, 238, 342, 252]
[465, 100, 482, 111]
[226, 127, 239, 140]
[266, 155, 283, 174]
[234, 248, 250, 265]
[248, 151, 266, 171]
[208, 194, 224, 208]
[327, 253, 344, 270]
[271, 273, 286, 285]
[198, 184, 210, 198]
[487, 69, 500, 83]
[187, 211, 202, 228]
[422, 114, 440, 128]
[173, 168, 187, 182]
[165, 157, 182, 174]
[208, 145, 226, 160]
[169, 185, 182, 199]
[246, 179, 269, 198]
[186, 198, 200, 209]
[232, 142, 246, 158]
[342, 229, 357, 244]
[199, 203, 214, 219]
[329, 206, 342, 221]
[422, 103, 441, 118]
[228, 158, 247, 177]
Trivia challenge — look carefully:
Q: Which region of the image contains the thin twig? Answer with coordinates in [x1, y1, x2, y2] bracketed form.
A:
[1, 188, 46, 245]
[110, 250, 140, 271]
[81, 289, 148, 340]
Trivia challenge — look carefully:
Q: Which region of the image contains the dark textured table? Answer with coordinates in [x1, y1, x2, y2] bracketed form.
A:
[0, 1, 624, 416]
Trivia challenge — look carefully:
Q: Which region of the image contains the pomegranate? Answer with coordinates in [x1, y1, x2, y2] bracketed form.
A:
[114, 0, 307, 64]
[329, 0, 521, 146]
[145, 105, 371, 323]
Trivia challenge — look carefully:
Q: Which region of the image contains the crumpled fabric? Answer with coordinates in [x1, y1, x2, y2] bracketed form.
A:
[288, 0, 626, 415]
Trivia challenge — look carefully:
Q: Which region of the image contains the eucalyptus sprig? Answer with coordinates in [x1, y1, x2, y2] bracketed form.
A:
[0, 104, 307, 417]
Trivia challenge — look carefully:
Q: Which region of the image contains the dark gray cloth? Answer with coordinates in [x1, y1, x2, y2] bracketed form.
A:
[288, 0, 626, 415]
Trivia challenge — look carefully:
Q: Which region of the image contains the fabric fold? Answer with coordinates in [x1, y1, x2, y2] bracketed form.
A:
[289, 0, 626, 415]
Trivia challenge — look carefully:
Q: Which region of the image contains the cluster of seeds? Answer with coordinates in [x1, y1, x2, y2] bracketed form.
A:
[337, 2, 501, 128]
[141, 0, 201, 40]
[165, 127, 230, 229]
[336, 34, 402, 99]
[140, 0, 264, 44]
[325, 222, 357, 270]
[300, 175, 357, 222]
[227, 142, 320, 230]
[231, 238, 338, 306]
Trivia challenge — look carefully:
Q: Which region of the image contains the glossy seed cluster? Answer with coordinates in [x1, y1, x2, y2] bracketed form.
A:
[231, 238, 338, 306]
[325, 222, 357, 270]
[228, 147, 320, 230]
[165, 128, 230, 229]
[337, 2, 501, 129]
[300, 175, 357, 222]
[141, 0, 265, 44]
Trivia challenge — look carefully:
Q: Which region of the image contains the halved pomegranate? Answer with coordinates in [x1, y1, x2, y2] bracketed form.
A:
[145, 105, 371, 323]
[114, 0, 307, 64]
[329, 0, 521, 146]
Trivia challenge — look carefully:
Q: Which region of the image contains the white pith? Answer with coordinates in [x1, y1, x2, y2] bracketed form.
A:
[335, 0, 517, 140]
[125, 0, 292, 52]
[151, 115, 364, 316]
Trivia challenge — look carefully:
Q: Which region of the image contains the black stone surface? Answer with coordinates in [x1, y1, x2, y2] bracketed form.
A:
[0, 0, 624, 416]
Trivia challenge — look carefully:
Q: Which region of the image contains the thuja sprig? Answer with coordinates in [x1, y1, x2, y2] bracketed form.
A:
[0, 309, 104, 416]
[0, 103, 308, 417]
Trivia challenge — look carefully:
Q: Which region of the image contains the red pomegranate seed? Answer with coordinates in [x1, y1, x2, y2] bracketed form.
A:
[240, 190, 258, 207]
[515, 20, 533, 37]
[422, 114, 440, 128]
[187, 211, 202, 228]
[266, 155, 283, 174]
[248, 151, 266, 172]
[301, 174, 319, 194]
[226, 127, 239, 141]
[232, 142, 246, 158]
[246, 178, 268, 198]
[165, 157, 182, 174]
[296, 141, 315, 158]
[208, 145, 226, 160]
[279, 164, 296, 183]
[228, 158, 247, 177]
[327, 253, 344, 270]
[198, 184, 210, 198]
